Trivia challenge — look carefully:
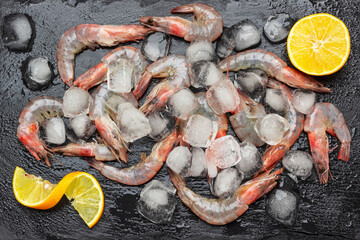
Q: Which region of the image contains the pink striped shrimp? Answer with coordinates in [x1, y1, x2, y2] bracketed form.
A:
[304, 102, 351, 184]
[73, 46, 148, 90]
[17, 96, 62, 166]
[87, 130, 177, 185]
[57, 24, 152, 86]
[218, 49, 331, 93]
[169, 168, 282, 225]
[140, 3, 223, 42]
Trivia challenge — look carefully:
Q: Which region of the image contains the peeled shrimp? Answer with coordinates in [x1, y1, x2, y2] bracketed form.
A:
[133, 55, 190, 114]
[17, 96, 62, 166]
[57, 24, 152, 86]
[258, 79, 304, 174]
[73, 46, 148, 90]
[52, 142, 116, 161]
[218, 49, 331, 93]
[140, 3, 223, 42]
[169, 168, 282, 225]
[87, 131, 177, 185]
[304, 102, 351, 184]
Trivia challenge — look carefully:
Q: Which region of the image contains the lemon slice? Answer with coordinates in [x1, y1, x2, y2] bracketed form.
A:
[65, 173, 104, 228]
[13, 167, 104, 228]
[287, 13, 350, 76]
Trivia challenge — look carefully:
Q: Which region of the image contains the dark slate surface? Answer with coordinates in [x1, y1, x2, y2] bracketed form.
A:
[0, 0, 359, 239]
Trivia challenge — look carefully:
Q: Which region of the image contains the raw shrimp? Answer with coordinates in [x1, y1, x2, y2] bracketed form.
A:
[57, 24, 152, 86]
[17, 96, 62, 166]
[52, 142, 116, 161]
[87, 130, 177, 185]
[169, 168, 282, 225]
[230, 90, 266, 147]
[73, 46, 148, 90]
[304, 103, 351, 184]
[258, 79, 304, 174]
[218, 49, 331, 93]
[133, 55, 190, 114]
[140, 3, 223, 42]
[90, 83, 138, 163]
[192, 92, 227, 138]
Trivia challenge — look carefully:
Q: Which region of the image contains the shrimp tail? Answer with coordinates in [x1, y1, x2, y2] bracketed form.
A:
[168, 169, 186, 189]
[133, 71, 152, 100]
[73, 63, 108, 90]
[338, 142, 350, 161]
[171, 4, 194, 13]
[139, 80, 176, 115]
[87, 158, 105, 171]
[238, 168, 283, 205]
[279, 67, 331, 93]
[140, 16, 189, 40]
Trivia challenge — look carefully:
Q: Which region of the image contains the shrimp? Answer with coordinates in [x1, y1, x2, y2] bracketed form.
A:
[304, 102, 351, 184]
[169, 168, 283, 225]
[51, 142, 116, 161]
[90, 83, 138, 163]
[87, 130, 177, 185]
[257, 79, 304, 174]
[230, 90, 266, 147]
[73, 46, 148, 90]
[133, 55, 190, 114]
[17, 96, 62, 166]
[140, 3, 223, 42]
[57, 24, 152, 86]
[218, 49, 331, 93]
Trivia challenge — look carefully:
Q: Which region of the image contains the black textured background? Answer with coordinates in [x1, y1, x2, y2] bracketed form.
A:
[0, 0, 359, 239]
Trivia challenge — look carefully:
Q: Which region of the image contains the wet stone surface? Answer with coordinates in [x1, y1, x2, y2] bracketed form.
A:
[0, 0, 359, 239]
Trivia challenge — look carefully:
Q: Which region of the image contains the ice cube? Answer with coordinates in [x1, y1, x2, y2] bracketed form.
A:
[216, 27, 236, 59]
[210, 168, 243, 199]
[254, 114, 290, 145]
[205, 135, 241, 178]
[235, 142, 262, 179]
[189, 147, 207, 177]
[44, 117, 66, 145]
[264, 88, 288, 115]
[206, 79, 240, 115]
[107, 58, 134, 93]
[168, 88, 198, 119]
[183, 114, 218, 148]
[141, 32, 171, 62]
[166, 146, 192, 176]
[282, 150, 313, 179]
[116, 102, 151, 142]
[264, 13, 292, 43]
[234, 69, 268, 102]
[23, 56, 53, 91]
[232, 19, 261, 51]
[2, 13, 34, 51]
[148, 108, 176, 141]
[62, 87, 93, 118]
[266, 189, 298, 226]
[137, 180, 177, 224]
[190, 61, 224, 88]
[69, 114, 96, 139]
[292, 90, 316, 114]
[186, 40, 215, 64]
